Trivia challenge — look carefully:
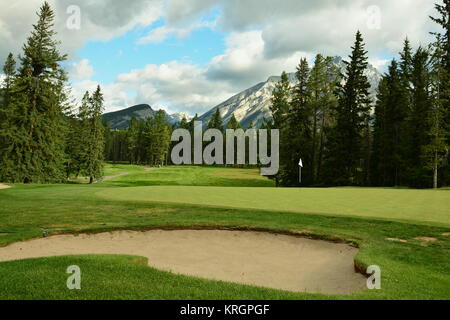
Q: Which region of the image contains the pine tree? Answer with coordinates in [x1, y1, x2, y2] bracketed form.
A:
[65, 113, 82, 178]
[227, 114, 242, 130]
[270, 72, 291, 186]
[87, 86, 105, 183]
[407, 47, 434, 187]
[77, 87, 105, 183]
[307, 55, 340, 184]
[422, 38, 449, 188]
[280, 59, 312, 186]
[127, 117, 139, 164]
[143, 110, 171, 166]
[1, 2, 69, 183]
[323, 31, 372, 186]
[371, 60, 408, 186]
[270, 72, 291, 130]
[370, 77, 388, 186]
[208, 109, 224, 131]
[179, 116, 190, 129]
[0, 53, 16, 117]
[0, 53, 16, 176]
[430, 1, 450, 186]
[396, 39, 415, 185]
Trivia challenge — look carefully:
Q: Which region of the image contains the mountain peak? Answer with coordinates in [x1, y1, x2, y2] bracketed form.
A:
[199, 58, 381, 128]
[102, 104, 156, 129]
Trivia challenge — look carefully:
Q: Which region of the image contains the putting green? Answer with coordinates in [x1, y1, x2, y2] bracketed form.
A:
[98, 186, 450, 226]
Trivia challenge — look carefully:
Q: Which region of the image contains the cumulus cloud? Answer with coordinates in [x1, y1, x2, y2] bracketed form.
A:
[206, 30, 311, 87]
[71, 59, 94, 80]
[164, 0, 438, 59]
[1, 0, 443, 115]
[138, 20, 216, 44]
[115, 61, 235, 114]
[93, 30, 312, 114]
[0, 0, 163, 64]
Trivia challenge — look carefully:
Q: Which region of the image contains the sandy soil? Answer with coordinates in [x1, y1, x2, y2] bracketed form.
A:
[0, 230, 367, 294]
[0, 184, 11, 189]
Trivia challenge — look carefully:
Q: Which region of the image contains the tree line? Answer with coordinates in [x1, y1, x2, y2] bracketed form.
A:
[103, 110, 171, 166]
[1, 1, 448, 188]
[270, 2, 449, 189]
[0, 2, 105, 184]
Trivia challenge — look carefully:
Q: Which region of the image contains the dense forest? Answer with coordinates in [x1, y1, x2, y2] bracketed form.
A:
[268, 1, 450, 189]
[0, 1, 449, 188]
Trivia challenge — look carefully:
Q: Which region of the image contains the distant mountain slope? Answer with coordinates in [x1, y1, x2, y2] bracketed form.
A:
[102, 104, 157, 129]
[102, 104, 191, 129]
[199, 56, 382, 128]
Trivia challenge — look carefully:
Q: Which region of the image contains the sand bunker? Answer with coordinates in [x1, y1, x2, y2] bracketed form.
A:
[0, 184, 11, 189]
[0, 230, 367, 294]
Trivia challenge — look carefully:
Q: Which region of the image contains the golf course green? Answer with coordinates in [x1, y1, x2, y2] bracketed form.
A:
[0, 164, 449, 300]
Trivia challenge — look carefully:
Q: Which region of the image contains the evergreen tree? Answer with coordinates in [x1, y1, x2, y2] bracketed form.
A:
[430, 1, 450, 186]
[307, 55, 340, 184]
[208, 109, 224, 131]
[143, 110, 171, 166]
[270, 72, 291, 130]
[422, 38, 449, 188]
[226, 114, 242, 130]
[0, 53, 16, 174]
[1, 2, 68, 183]
[280, 59, 312, 186]
[127, 117, 139, 164]
[406, 47, 434, 187]
[179, 116, 190, 129]
[323, 31, 372, 185]
[371, 60, 408, 186]
[78, 87, 105, 184]
[0, 53, 16, 118]
[270, 71, 291, 186]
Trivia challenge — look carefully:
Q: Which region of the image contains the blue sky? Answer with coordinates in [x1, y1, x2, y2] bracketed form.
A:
[77, 14, 226, 85]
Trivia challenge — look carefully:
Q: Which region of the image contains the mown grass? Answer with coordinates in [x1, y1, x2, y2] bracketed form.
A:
[98, 185, 450, 227]
[0, 164, 449, 300]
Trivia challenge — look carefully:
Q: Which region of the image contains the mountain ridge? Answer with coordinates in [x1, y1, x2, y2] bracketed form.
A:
[103, 56, 382, 130]
[198, 56, 382, 128]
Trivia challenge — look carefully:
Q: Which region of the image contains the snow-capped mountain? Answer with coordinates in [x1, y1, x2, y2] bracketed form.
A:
[170, 112, 193, 123]
[102, 104, 191, 129]
[199, 56, 382, 128]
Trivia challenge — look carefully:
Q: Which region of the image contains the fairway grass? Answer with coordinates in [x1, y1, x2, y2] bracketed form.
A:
[98, 185, 450, 227]
[0, 165, 449, 300]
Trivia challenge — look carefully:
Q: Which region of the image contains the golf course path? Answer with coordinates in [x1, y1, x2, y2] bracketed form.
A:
[0, 230, 367, 294]
[0, 184, 11, 190]
[100, 172, 129, 182]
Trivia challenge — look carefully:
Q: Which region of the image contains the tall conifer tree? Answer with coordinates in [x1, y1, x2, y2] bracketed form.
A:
[1, 2, 68, 183]
[323, 31, 372, 185]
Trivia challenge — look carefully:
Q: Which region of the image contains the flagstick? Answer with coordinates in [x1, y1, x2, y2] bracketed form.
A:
[299, 166, 302, 184]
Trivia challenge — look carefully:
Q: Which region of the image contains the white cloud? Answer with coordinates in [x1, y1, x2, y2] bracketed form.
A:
[138, 20, 216, 44]
[71, 59, 94, 80]
[206, 30, 311, 86]
[1, 0, 443, 116]
[164, 0, 438, 59]
[94, 31, 312, 114]
[0, 0, 164, 64]
[369, 58, 390, 72]
[115, 60, 234, 114]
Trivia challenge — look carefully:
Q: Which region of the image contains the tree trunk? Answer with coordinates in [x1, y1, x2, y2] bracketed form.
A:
[89, 176, 94, 185]
[434, 151, 438, 189]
